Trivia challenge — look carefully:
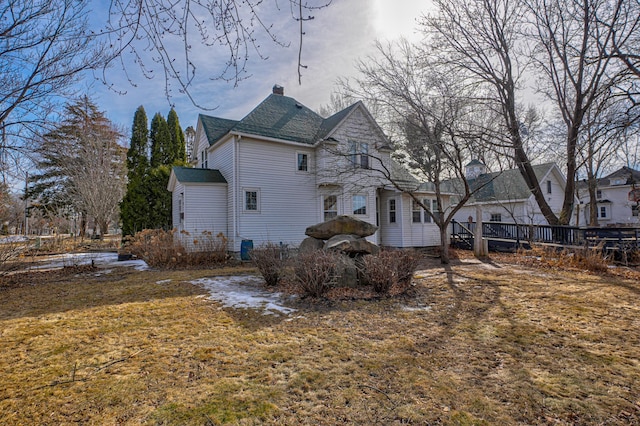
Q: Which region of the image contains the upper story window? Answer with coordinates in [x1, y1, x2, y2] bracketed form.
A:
[632, 204, 639, 217]
[490, 213, 502, 222]
[297, 152, 308, 172]
[349, 141, 369, 169]
[201, 150, 208, 169]
[547, 180, 552, 194]
[596, 189, 602, 199]
[389, 199, 396, 223]
[353, 194, 367, 215]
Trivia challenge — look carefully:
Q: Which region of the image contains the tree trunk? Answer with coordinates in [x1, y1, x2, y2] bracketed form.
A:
[439, 224, 450, 264]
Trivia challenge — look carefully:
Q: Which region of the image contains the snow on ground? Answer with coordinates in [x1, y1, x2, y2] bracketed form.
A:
[191, 275, 297, 316]
[0, 235, 29, 244]
[32, 252, 148, 271]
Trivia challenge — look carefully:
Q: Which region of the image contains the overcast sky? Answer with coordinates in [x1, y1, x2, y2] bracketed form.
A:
[87, 0, 432, 134]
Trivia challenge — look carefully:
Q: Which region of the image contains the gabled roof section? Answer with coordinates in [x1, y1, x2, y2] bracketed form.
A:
[199, 115, 238, 146]
[603, 166, 640, 185]
[172, 166, 227, 184]
[317, 102, 360, 140]
[198, 92, 390, 148]
[234, 94, 324, 144]
[446, 162, 558, 202]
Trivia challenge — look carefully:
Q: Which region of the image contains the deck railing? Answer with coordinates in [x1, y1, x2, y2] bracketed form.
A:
[451, 221, 639, 250]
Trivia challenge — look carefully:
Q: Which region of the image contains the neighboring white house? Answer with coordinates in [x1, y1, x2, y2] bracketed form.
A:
[450, 160, 571, 225]
[577, 166, 640, 227]
[168, 85, 448, 251]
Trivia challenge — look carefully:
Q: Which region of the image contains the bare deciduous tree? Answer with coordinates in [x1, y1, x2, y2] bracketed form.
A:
[0, 0, 106, 175]
[421, 0, 561, 225]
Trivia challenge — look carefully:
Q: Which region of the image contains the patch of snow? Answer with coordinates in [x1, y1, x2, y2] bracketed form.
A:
[0, 235, 29, 244]
[31, 252, 148, 271]
[156, 279, 172, 284]
[402, 304, 432, 312]
[191, 275, 296, 316]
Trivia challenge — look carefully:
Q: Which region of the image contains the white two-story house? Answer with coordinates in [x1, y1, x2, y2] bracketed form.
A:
[577, 166, 640, 227]
[168, 86, 448, 251]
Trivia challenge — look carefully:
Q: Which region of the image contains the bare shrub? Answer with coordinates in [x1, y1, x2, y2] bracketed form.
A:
[293, 250, 339, 297]
[185, 231, 229, 264]
[252, 243, 286, 286]
[0, 237, 28, 276]
[362, 250, 419, 294]
[125, 229, 228, 268]
[528, 245, 610, 272]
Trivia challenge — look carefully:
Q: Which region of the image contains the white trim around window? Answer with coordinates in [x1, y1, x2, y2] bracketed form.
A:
[352, 194, 367, 215]
[243, 188, 260, 212]
[296, 151, 309, 172]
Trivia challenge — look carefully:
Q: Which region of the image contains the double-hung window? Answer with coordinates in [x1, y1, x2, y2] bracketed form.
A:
[348, 141, 370, 169]
[297, 152, 308, 172]
[389, 199, 396, 223]
[490, 213, 502, 222]
[244, 190, 259, 211]
[353, 194, 367, 215]
[423, 199, 432, 223]
[201, 150, 208, 168]
[412, 200, 421, 223]
[324, 195, 338, 221]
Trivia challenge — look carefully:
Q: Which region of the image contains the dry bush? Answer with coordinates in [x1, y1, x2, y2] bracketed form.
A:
[527, 244, 610, 272]
[125, 229, 229, 268]
[0, 237, 28, 276]
[293, 250, 340, 297]
[251, 243, 287, 286]
[362, 250, 419, 294]
[183, 230, 229, 264]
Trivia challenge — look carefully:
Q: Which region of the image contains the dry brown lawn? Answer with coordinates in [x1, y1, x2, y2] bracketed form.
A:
[1, 253, 639, 425]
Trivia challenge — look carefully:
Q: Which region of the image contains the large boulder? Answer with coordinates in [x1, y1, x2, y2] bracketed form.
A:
[305, 215, 378, 240]
[324, 234, 380, 255]
[298, 236, 325, 253]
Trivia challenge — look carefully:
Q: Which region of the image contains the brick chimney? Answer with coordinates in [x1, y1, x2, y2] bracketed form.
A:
[272, 84, 284, 95]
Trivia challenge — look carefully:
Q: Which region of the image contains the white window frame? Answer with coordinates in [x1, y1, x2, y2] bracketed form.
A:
[201, 150, 208, 169]
[389, 199, 397, 224]
[490, 213, 502, 222]
[323, 195, 338, 221]
[412, 199, 421, 223]
[599, 206, 607, 218]
[422, 198, 432, 223]
[179, 192, 184, 223]
[296, 152, 309, 172]
[547, 180, 552, 194]
[352, 194, 367, 215]
[596, 189, 602, 199]
[348, 141, 370, 169]
[243, 188, 260, 212]
[632, 204, 639, 217]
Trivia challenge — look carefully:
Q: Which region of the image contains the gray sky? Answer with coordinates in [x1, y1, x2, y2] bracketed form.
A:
[88, 0, 431, 133]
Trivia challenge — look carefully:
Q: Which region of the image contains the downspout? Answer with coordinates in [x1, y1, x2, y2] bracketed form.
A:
[234, 135, 240, 250]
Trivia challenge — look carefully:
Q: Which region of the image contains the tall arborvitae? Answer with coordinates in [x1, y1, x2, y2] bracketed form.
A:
[167, 108, 187, 164]
[120, 106, 151, 236]
[150, 113, 172, 168]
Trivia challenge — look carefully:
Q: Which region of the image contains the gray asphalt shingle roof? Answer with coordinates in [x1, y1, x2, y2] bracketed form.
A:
[445, 162, 556, 202]
[199, 94, 364, 146]
[172, 166, 227, 184]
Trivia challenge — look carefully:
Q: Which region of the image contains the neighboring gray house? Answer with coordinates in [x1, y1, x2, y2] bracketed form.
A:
[577, 166, 640, 227]
[451, 161, 571, 225]
[168, 86, 449, 251]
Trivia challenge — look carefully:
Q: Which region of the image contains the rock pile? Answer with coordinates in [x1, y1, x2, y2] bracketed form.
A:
[300, 215, 380, 287]
[300, 215, 380, 255]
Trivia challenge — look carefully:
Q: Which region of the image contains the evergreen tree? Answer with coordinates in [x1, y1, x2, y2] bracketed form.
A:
[121, 106, 151, 236]
[167, 108, 187, 164]
[150, 113, 172, 167]
[146, 165, 173, 230]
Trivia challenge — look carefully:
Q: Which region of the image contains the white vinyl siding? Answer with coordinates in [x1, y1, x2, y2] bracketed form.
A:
[174, 182, 228, 250]
[234, 137, 317, 251]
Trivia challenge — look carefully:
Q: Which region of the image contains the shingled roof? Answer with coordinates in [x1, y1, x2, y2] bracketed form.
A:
[172, 167, 227, 184]
[445, 162, 557, 202]
[199, 93, 372, 146]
